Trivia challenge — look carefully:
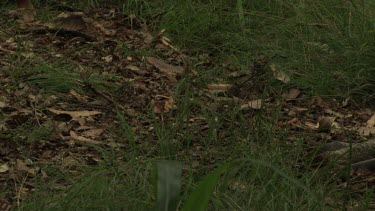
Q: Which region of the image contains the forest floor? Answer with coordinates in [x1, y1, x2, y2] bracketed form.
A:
[0, 1, 374, 210]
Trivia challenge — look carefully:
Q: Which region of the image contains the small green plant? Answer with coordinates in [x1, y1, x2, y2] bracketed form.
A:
[156, 161, 230, 211]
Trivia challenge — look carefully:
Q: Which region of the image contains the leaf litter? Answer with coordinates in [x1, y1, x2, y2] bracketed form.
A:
[0, 2, 374, 209]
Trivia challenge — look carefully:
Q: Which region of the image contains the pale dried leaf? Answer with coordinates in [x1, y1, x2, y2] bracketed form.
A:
[305, 121, 318, 130]
[0, 164, 9, 173]
[69, 89, 88, 103]
[358, 127, 375, 137]
[323, 109, 345, 118]
[70, 131, 103, 145]
[48, 108, 101, 119]
[240, 99, 262, 110]
[270, 64, 290, 83]
[102, 55, 113, 63]
[366, 114, 375, 127]
[207, 84, 234, 91]
[0, 101, 7, 108]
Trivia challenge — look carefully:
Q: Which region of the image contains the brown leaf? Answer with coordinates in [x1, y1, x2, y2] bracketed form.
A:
[152, 96, 176, 113]
[164, 97, 176, 111]
[48, 109, 101, 122]
[69, 89, 88, 103]
[0, 198, 11, 211]
[126, 65, 148, 75]
[40, 150, 53, 159]
[240, 99, 262, 110]
[81, 128, 105, 137]
[318, 117, 336, 131]
[141, 24, 155, 45]
[54, 13, 87, 31]
[16, 159, 35, 175]
[70, 131, 103, 145]
[282, 88, 300, 100]
[147, 57, 184, 82]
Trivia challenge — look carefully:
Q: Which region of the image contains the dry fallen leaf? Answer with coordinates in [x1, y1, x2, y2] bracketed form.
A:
[81, 128, 105, 137]
[126, 65, 148, 75]
[16, 159, 35, 175]
[358, 127, 375, 137]
[153, 96, 176, 113]
[69, 89, 88, 103]
[141, 24, 155, 45]
[0, 101, 7, 108]
[207, 84, 234, 91]
[70, 131, 103, 145]
[318, 117, 336, 131]
[240, 99, 262, 110]
[282, 88, 300, 100]
[102, 55, 113, 63]
[305, 121, 319, 130]
[147, 57, 184, 82]
[366, 114, 375, 127]
[270, 64, 290, 83]
[53, 13, 87, 31]
[48, 108, 101, 122]
[0, 164, 9, 173]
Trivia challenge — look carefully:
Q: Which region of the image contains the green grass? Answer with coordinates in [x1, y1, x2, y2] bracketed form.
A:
[1, 0, 374, 210]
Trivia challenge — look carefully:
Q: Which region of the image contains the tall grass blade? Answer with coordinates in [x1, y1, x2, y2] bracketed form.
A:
[182, 163, 230, 211]
[157, 161, 182, 211]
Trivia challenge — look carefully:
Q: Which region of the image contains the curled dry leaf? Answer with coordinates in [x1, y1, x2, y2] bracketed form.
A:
[240, 99, 262, 110]
[270, 64, 290, 83]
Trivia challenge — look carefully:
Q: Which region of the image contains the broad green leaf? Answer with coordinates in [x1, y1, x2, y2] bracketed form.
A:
[182, 163, 230, 211]
[157, 161, 182, 211]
